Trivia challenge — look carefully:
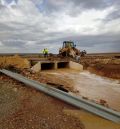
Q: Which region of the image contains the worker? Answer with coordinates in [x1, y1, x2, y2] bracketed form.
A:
[45, 48, 49, 57]
[42, 48, 49, 57]
[42, 49, 45, 57]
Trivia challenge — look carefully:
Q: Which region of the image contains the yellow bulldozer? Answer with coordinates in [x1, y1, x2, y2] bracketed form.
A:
[59, 41, 86, 59]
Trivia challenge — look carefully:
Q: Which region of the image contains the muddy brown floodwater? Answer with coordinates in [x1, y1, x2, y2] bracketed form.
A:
[41, 69, 120, 128]
[41, 69, 120, 111]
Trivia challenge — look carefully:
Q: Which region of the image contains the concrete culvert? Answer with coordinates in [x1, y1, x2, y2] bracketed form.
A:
[57, 62, 69, 68]
[41, 63, 54, 70]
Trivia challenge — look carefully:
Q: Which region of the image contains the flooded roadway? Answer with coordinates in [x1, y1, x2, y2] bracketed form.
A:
[41, 69, 120, 111]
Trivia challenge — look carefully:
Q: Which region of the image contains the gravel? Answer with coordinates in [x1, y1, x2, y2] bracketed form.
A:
[0, 75, 85, 129]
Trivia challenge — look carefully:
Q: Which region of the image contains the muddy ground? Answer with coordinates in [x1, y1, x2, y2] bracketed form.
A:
[0, 75, 84, 129]
[88, 64, 120, 79]
[81, 56, 120, 79]
[0, 55, 30, 69]
[0, 54, 120, 129]
[0, 70, 120, 129]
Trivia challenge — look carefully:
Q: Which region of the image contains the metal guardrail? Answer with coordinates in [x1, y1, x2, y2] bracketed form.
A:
[0, 69, 120, 123]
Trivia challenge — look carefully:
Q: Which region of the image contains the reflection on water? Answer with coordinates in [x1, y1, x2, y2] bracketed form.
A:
[42, 69, 120, 111]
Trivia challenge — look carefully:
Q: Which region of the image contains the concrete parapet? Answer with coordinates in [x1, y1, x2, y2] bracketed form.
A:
[31, 62, 41, 72]
[31, 60, 83, 72]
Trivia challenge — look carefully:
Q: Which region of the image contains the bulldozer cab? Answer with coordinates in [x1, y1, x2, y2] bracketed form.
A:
[63, 41, 75, 48]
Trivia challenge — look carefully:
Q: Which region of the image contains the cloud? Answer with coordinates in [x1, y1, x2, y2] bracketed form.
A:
[0, 0, 120, 53]
[69, 0, 111, 10]
[0, 41, 3, 46]
[106, 10, 120, 21]
[34, 0, 110, 19]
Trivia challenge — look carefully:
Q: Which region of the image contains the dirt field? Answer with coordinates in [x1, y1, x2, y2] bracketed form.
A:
[0, 55, 30, 69]
[0, 54, 120, 129]
[81, 57, 120, 79]
[0, 75, 84, 129]
[88, 64, 120, 79]
[0, 70, 120, 129]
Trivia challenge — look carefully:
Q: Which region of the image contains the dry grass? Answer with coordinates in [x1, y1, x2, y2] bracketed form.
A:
[0, 55, 30, 69]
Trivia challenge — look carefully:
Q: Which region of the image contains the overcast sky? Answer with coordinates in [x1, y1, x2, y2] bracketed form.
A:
[0, 0, 120, 53]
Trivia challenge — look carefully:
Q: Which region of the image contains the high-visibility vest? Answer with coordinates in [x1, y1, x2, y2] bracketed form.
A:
[45, 49, 48, 53]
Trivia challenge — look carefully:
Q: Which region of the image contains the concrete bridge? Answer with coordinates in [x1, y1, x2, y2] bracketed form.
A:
[30, 60, 83, 72]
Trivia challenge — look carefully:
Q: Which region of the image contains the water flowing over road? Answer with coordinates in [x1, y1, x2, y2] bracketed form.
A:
[42, 69, 120, 111]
